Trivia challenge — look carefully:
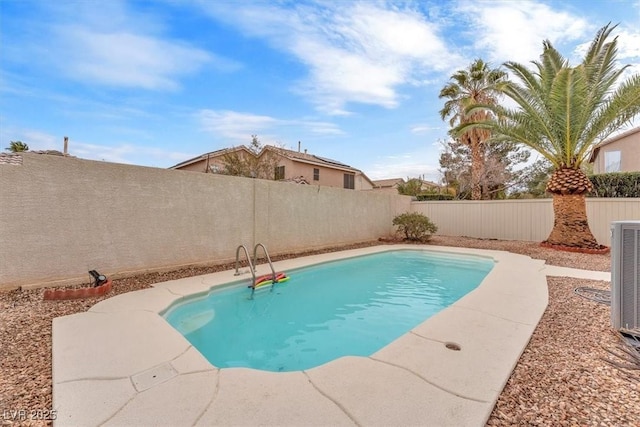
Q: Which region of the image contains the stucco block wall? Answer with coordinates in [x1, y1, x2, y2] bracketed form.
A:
[253, 180, 402, 253]
[0, 154, 409, 289]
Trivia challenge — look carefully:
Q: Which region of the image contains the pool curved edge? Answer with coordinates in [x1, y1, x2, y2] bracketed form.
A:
[51, 245, 548, 427]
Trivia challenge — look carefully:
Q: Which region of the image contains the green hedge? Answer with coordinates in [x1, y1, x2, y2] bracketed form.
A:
[415, 194, 455, 201]
[589, 172, 640, 197]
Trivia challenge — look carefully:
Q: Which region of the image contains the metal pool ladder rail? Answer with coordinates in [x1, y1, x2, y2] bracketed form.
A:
[253, 243, 277, 284]
[234, 243, 278, 298]
[234, 244, 256, 280]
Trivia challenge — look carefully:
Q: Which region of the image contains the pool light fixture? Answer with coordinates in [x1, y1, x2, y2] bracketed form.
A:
[89, 270, 108, 287]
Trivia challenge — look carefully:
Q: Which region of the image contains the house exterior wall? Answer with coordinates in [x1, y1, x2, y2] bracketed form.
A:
[178, 161, 202, 172]
[176, 159, 207, 173]
[355, 173, 374, 190]
[262, 157, 358, 188]
[592, 130, 640, 173]
[273, 158, 328, 186]
[174, 156, 235, 174]
[0, 153, 410, 289]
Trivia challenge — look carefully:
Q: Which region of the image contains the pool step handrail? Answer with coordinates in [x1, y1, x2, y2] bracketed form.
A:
[234, 245, 256, 286]
[235, 243, 278, 299]
[253, 243, 278, 286]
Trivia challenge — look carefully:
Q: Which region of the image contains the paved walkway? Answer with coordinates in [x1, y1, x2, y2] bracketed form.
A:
[541, 265, 611, 281]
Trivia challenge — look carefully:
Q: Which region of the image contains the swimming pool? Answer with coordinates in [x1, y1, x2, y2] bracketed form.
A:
[53, 245, 549, 426]
[164, 250, 494, 371]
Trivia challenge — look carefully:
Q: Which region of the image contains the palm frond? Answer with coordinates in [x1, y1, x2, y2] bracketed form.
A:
[469, 23, 640, 169]
[580, 73, 640, 157]
[582, 23, 617, 66]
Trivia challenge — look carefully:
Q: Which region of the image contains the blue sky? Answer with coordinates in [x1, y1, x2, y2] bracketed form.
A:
[2, 0, 639, 182]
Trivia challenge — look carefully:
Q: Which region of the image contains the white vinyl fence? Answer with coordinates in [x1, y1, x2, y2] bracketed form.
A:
[411, 198, 640, 246]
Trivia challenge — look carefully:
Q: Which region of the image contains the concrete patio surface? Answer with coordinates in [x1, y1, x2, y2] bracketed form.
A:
[51, 245, 587, 426]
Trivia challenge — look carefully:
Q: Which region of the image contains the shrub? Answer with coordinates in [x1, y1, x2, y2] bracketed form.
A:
[392, 212, 438, 242]
[589, 172, 640, 197]
[415, 193, 455, 201]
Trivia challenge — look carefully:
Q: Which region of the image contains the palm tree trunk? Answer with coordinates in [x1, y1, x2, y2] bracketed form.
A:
[544, 194, 601, 249]
[470, 140, 483, 200]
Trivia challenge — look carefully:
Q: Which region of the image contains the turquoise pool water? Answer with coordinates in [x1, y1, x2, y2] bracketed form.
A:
[163, 250, 493, 372]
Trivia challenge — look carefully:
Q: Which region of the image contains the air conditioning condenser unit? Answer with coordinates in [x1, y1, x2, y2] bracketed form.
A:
[611, 221, 640, 332]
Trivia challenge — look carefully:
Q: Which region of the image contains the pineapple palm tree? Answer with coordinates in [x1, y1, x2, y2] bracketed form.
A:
[457, 24, 640, 249]
[439, 59, 507, 199]
[5, 141, 29, 152]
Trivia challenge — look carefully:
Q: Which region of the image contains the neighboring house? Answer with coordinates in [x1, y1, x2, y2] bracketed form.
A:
[170, 146, 252, 174]
[372, 177, 442, 194]
[371, 178, 406, 194]
[589, 127, 640, 173]
[169, 145, 375, 190]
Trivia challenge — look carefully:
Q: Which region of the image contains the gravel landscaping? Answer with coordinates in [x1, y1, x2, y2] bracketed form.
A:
[1, 236, 638, 426]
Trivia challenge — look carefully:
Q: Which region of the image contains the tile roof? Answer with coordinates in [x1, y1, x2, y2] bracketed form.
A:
[267, 146, 358, 172]
[168, 146, 249, 169]
[0, 153, 23, 165]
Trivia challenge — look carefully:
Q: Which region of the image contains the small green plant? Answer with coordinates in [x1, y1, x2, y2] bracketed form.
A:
[392, 212, 438, 242]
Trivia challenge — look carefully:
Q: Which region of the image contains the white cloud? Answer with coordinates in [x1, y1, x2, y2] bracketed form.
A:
[566, 25, 640, 89]
[457, 0, 589, 64]
[71, 142, 136, 163]
[302, 121, 344, 136]
[576, 25, 640, 85]
[616, 28, 640, 60]
[68, 141, 192, 165]
[197, 2, 459, 114]
[2, 127, 191, 166]
[367, 151, 441, 182]
[411, 125, 441, 134]
[625, 63, 640, 81]
[6, 0, 239, 91]
[197, 109, 344, 143]
[198, 110, 278, 142]
[17, 130, 60, 151]
[0, 126, 62, 152]
[54, 26, 216, 90]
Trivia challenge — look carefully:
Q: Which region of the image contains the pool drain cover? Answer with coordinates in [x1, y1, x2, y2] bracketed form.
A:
[131, 363, 178, 392]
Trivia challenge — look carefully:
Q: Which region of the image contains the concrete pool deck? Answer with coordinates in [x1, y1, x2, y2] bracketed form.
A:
[51, 245, 603, 426]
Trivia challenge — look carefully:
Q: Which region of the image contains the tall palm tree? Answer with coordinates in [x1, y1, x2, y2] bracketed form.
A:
[458, 24, 640, 249]
[439, 59, 507, 200]
[5, 141, 29, 152]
